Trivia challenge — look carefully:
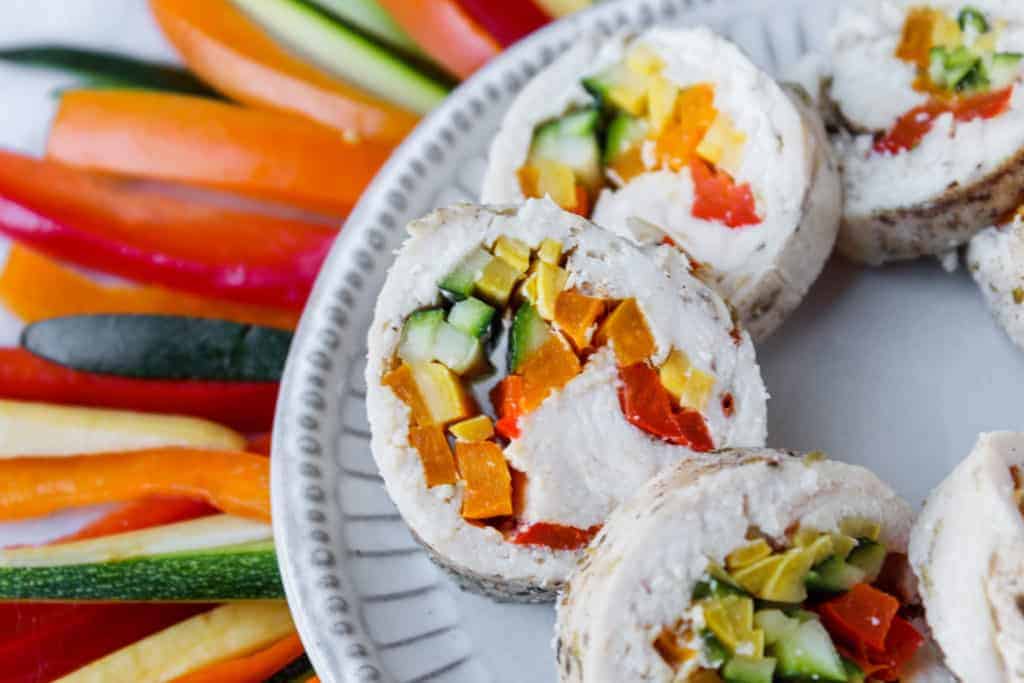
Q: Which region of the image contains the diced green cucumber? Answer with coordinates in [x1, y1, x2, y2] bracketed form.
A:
[723, 655, 776, 683]
[432, 322, 486, 376]
[958, 6, 990, 34]
[582, 63, 647, 111]
[774, 619, 847, 682]
[701, 629, 730, 668]
[308, 0, 423, 56]
[988, 52, 1024, 89]
[398, 309, 445, 363]
[530, 108, 603, 190]
[846, 540, 887, 582]
[806, 556, 868, 593]
[439, 248, 492, 301]
[233, 0, 448, 114]
[0, 46, 222, 98]
[938, 46, 982, 90]
[754, 609, 800, 646]
[508, 302, 551, 372]
[448, 297, 496, 338]
[843, 657, 867, 683]
[604, 112, 649, 165]
[21, 315, 291, 382]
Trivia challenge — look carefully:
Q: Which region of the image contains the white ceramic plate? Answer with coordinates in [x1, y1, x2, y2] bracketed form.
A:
[271, 1, 1024, 682]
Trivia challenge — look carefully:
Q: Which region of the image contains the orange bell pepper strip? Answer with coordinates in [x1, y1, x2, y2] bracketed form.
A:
[47, 90, 392, 216]
[52, 497, 218, 544]
[151, 0, 418, 145]
[169, 632, 304, 683]
[376, 0, 500, 79]
[0, 246, 299, 330]
[0, 448, 271, 522]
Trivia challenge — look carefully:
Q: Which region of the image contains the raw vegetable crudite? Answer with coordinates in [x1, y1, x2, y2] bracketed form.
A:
[366, 199, 767, 601]
[483, 27, 841, 339]
[556, 450, 951, 683]
[826, 1, 1024, 264]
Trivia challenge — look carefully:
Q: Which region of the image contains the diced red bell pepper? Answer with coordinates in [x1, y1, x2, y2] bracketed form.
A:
[872, 616, 926, 680]
[51, 496, 217, 544]
[874, 87, 1014, 154]
[617, 362, 714, 452]
[689, 158, 760, 228]
[0, 603, 210, 683]
[491, 375, 525, 440]
[0, 348, 278, 433]
[455, 0, 551, 47]
[511, 522, 601, 550]
[0, 149, 334, 309]
[818, 583, 899, 652]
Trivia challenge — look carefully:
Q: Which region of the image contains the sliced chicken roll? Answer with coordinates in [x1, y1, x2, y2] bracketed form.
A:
[557, 450, 952, 683]
[827, 0, 1024, 264]
[968, 209, 1024, 349]
[365, 199, 767, 602]
[481, 27, 841, 340]
[910, 431, 1024, 681]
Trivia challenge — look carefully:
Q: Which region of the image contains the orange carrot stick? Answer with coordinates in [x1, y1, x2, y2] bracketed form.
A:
[169, 632, 304, 683]
[47, 90, 392, 215]
[0, 246, 299, 330]
[0, 449, 271, 522]
[151, 0, 418, 144]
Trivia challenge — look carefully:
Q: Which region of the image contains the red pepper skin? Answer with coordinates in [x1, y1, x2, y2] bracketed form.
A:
[617, 363, 714, 452]
[689, 158, 760, 229]
[455, 0, 551, 47]
[0, 348, 278, 432]
[0, 150, 334, 309]
[0, 603, 210, 683]
[491, 375, 525, 440]
[874, 87, 1014, 154]
[52, 497, 217, 544]
[510, 522, 601, 550]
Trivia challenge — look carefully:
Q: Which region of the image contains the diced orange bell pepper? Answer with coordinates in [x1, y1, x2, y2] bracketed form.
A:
[47, 90, 392, 216]
[818, 583, 900, 653]
[520, 334, 582, 412]
[0, 246, 299, 330]
[569, 185, 591, 217]
[151, 0, 419, 144]
[896, 7, 937, 70]
[455, 441, 513, 519]
[381, 363, 432, 426]
[408, 425, 458, 487]
[656, 84, 717, 171]
[0, 448, 270, 522]
[554, 289, 606, 350]
[491, 375, 525, 440]
[169, 632, 304, 683]
[376, 0, 500, 79]
[594, 298, 656, 367]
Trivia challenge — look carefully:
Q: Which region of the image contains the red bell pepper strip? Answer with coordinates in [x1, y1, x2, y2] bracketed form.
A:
[818, 583, 900, 653]
[689, 158, 760, 228]
[874, 87, 1014, 154]
[0, 603, 211, 683]
[0, 150, 334, 309]
[491, 375, 525, 440]
[511, 522, 601, 550]
[871, 616, 926, 680]
[376, 0, 500, 79]
[455, 0, 551, 47]
[617, 363, 714, 452]
[0, 348, 278, 433]
[52, 497, 218, 545]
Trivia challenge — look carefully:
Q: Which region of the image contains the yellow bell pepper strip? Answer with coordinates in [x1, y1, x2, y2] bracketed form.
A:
[0, 246, 300, 330]
[0, 150, 333, 309]
[455, 0, 550, 47]
[168, 632, 304, 683]
[376, 0, 500, 79]
[0, 448, 271, 522]
[151, 0, 420, 143]
[46, 90, 392, 216]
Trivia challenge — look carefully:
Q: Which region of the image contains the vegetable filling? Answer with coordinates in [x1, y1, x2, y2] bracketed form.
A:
[653, 518, 924, 682]
[516, 44, 762, 229]
[383, 233, 732, 549]
[877, 5, 1021, 154]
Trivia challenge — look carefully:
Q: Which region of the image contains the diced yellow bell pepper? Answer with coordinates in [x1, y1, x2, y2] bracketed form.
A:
[521, 270, 539, 304]
[703, 595, 761, 656]
[646, 72, 680, 135]
[521, 158, 578, 209]
[726, 539, 773, 570]
[554, 289, 606, 350]
[521, 334, 582, 412]
[680, 368, 715, 412]
[538, 238, 563, 265]
[475, 256, 521, 307]
[931, 12, 962, 49]
[408, 362, 474, 426]
[408, 424, 458, 487]
[626, 44, 665, 75]
[382, 363, 431, 426]
[594, 298, 656, 366]
[730, 553, 785, 597]
[449, 414, 495, 442]
[696, 112, 746, 177]
[760, 547, 816, 603]
[795, 527, 856, 560]
[659, 349, 716, 412]
[535, 261, 569, 321]
[840, 517, 881, 541]
[455, 440, 513, 519]
[804, 534, 835, 565]
[493, 236, 531, 276]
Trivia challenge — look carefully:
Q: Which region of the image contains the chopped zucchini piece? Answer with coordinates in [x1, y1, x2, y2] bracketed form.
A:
[723, 655, 776, 683]
[493, 236, 531, 275]
[701, 629, 730, 668]
[989, 52, 1024, 89]
[805, 555, 867, 593]
[508, 302, 552, 373]
[475, 256, 521, 307]
[958, 6, 989, 34]
[447, 297, 495, 339]
[846, 540, 887, 582]
[839, 518, 881, 541]
[843, 657, 867, 683]
[753, 609, 800, 646]
[432, 322, 486, 376]
[530, 109, 602, 191]
[773, 618, 847, 682]
[439, 248, 491, 301]
[583, 63, 648, 115]
[398, 309, 444, 363]
[604, 113, 649, 165]
[538, 238, 563, 265]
